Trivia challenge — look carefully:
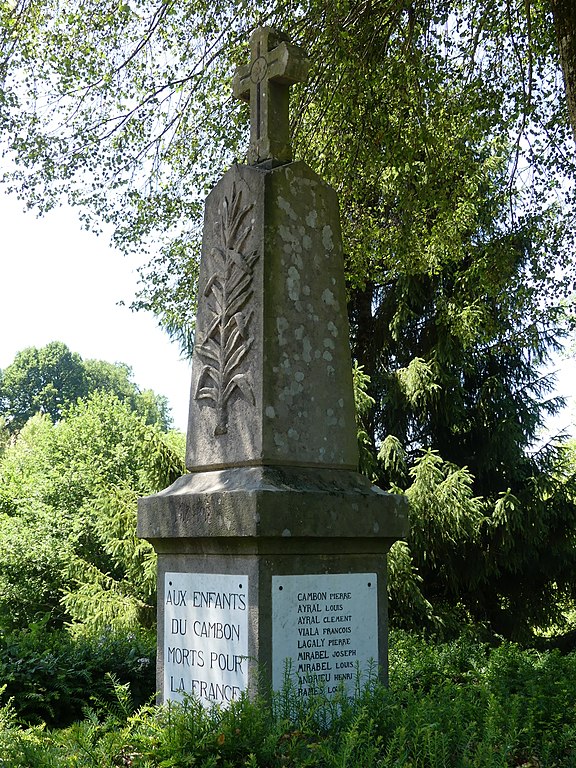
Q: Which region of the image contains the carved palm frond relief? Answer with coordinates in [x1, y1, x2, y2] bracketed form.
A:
[195, 182, 258, 436]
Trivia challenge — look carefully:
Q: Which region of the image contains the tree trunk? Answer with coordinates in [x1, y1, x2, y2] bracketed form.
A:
[348, 282, 378, 440]
[550, 0, 576, 141]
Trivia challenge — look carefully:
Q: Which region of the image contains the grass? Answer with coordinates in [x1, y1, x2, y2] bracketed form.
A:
[1, 630, 576, 766]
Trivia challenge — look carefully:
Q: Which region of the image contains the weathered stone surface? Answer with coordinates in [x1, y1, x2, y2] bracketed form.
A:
[138, 466, 408, 543]
[139, 26, 409, 706]
[186, 161, 358, 472]
[233, 26, 309, 165]
[152, 537, 394, 702]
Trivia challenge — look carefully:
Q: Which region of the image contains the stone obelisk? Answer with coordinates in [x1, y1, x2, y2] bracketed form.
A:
[138, 26, 408, 707]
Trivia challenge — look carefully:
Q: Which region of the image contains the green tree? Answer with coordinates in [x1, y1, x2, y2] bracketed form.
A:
[0, 342, 87, 432]
[295, 1, 576, 639]
[0, 1, 573, 348]
[0, 342, 172, 432]
[83, 357, 172, 430]
[551, 0, 576, 139]
[0, 417, 9, 457]
[0, 393, 185, 633]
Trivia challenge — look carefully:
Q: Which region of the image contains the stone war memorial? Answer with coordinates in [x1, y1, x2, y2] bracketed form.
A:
[138, 26, 408, 707]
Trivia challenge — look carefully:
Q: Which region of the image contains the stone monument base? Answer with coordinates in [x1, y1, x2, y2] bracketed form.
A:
[138, 467, 407, 706]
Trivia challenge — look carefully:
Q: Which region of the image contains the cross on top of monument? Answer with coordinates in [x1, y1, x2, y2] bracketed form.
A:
[233, 27, 309, 166]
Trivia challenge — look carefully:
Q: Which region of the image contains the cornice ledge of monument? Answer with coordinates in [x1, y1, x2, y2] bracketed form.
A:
[137, 465, 409, 541]
[207, 160, 336, 202]
[256, 158, 332, 184]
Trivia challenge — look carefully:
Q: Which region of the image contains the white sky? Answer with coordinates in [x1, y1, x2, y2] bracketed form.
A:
[1, 189, 574, 442]
[0, 191, 192, 432]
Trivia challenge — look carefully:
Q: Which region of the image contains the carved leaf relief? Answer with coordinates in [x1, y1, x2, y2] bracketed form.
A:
[194, 182, 258, 436]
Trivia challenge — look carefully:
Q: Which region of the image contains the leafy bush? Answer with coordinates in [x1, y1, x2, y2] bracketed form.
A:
[0, 515, 76, 631]
[2, 631, 576, 766]
[0, 394, 185, 635]
[0, 623, 155, 728]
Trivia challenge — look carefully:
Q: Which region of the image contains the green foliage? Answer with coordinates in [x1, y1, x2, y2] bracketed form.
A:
[352, 362, 377, 480]
[0, 513, 75, 629]
[404, 451, 484, 577]
[1, 2, 573, 349]
[0, 415, 10, 457]
[0, 391, 186, 634]
[0, 413, 53, 517]
[383, 447, 488, 632]
[84, 357, 172, 430]
[381, 427, 576, 638]
[0, 341, 87, 433]
[2, 632, 576, 766]
[321, 3, 576, 640]
[386, 541, 438, 632]
[2, 1, 576, 640]
[0, 623, 155, 728]
[301, 0, 576, 638]
[0, 342, 173, 433]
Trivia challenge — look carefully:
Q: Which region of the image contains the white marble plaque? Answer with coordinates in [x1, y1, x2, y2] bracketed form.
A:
[164, 573, 248, 706]
[272, 573, 378, 696]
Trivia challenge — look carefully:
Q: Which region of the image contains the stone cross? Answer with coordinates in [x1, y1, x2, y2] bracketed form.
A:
[233, 27, 309, 165]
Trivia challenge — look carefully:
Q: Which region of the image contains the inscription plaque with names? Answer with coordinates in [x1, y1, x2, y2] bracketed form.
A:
[164, 573, 248, 706]
[272, 573, 378, 696]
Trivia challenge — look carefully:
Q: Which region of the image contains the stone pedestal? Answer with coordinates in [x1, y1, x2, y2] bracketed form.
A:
[138, 467, 407, 703]
[138, 157, 408, 706]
